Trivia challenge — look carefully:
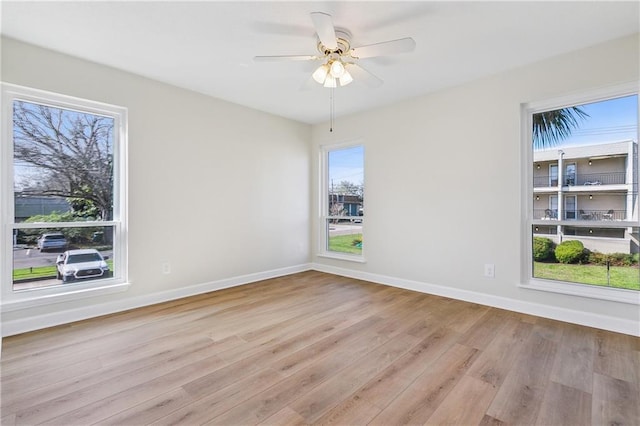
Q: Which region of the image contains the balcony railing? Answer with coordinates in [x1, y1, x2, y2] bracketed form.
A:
[535, 209, 627, 221]
[533, 172, 627, 188]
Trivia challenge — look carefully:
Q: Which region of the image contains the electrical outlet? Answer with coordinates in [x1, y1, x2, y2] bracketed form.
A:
[161, 262, 171, 275]
[484, 263, 495, 278]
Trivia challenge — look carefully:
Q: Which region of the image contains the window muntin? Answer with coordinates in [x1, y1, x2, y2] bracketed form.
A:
[527, 91, 639, 295]
[320, 143, 364, 259]
[2, 84, 127, 299]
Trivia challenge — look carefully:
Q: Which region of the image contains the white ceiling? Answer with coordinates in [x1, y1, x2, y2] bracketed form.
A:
[2, 1, 638, 124]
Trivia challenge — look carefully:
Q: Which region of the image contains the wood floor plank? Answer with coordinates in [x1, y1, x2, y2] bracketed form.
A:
[308, 395, 381, 425]
[258, 406, 308, 426]
[2, 335, 234, 413]
[466, 318, 532, 387]
[289, 332, 420, 423]
[549, 323, 595, 394]
[340, 325, 463, 412]
[592, 372, 640, 426]
[594, 331, 640, 384]
[535, 381, 592, 426]
[424, 375, 498, 425]
[13, 351, 226, 424]
[98, 388, 194, 426]
[0, 271, 637, 425]
[151, 368, 285, 426]
[368, 343, 479, 425]
[485, 332, 558, 424]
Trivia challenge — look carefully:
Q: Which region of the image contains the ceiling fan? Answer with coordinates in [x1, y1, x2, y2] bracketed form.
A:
[254, 12, 416, 89]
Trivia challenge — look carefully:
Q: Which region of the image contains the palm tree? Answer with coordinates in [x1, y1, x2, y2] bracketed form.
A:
[533, 106, 589, 149]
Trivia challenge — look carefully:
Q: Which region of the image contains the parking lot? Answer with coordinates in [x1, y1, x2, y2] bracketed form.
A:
[12, 246, 113, 290]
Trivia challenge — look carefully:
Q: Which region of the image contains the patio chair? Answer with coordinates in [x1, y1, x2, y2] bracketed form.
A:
[580, 209, 591, 220]
[603, 209, 614, 220]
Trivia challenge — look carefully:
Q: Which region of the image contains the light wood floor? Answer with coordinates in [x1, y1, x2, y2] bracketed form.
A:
[1, 271, 639, 425]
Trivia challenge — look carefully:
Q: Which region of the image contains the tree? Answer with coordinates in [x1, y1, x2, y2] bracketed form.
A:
[532, 106, 589, 149]
[335, 180, 364, 198]
[13, 101, 114, 220]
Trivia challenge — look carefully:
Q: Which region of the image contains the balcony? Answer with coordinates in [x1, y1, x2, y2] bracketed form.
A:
[533, 172, 626, 188]
[535, 209, 627, 221]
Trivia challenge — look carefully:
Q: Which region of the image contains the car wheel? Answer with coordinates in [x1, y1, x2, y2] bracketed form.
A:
[56, 270, 62, 280]
[62, 275, 74, 283]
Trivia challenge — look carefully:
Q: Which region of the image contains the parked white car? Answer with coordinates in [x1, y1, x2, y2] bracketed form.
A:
[56, 249, 111, 283]
[37, 233, 68, 252]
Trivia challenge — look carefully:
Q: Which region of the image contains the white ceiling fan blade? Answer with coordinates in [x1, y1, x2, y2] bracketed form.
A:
[350, 37, 416, 59]
[345, 63, 383, 88]
[310, 12, 337, 50]
[254, 55, 319, 62]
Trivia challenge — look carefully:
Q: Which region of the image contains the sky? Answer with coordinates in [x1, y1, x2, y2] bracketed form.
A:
[558, 94, 638, 147]
[328, 145, 364, 186]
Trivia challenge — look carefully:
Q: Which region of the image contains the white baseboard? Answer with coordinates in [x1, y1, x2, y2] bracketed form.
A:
[1, 263, 312, 337]
[3, 262, 638, 338]
[311, 263, 640, 337]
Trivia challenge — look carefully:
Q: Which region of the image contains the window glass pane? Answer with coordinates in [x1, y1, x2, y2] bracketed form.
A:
[326, 219, 362, 255]
[13, 225, 115, 291]
[326, 145, 364, 255]
[532, 94, 638, 290]
[327, 145, 363, 218]
[532, 228, 639, 290]
[13, 100, 114, 222]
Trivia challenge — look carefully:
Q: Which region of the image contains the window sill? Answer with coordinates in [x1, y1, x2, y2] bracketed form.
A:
[519, 279, 640, 305]
[2, 280, 131, 312]
[317, 252, 367, 263]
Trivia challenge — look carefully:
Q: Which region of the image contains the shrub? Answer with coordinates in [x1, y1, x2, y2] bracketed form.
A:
[555, 240, 586, 264]
[533, 237, 554, 261]
[588, 251, 639, 266]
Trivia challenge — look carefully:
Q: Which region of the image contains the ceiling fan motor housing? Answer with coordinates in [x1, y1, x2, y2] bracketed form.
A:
[317, 29, 352, 56]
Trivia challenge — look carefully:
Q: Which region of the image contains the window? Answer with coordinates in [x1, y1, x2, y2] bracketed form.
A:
[1, 84, 128, 307]
[320, 143, 364, 261]
[523, 84, 639, 303]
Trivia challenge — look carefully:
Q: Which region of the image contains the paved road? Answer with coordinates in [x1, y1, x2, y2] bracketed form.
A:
[13, 246, 113, 269]
[13, 246, 61, 268]
[328, 223, 363, 236]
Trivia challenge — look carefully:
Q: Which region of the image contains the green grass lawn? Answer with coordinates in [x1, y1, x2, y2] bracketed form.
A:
[328, 234, 362, 255]
[534, 262, 640, 290]
[13, 265, 57, 281]
[13, 260, 114, 282]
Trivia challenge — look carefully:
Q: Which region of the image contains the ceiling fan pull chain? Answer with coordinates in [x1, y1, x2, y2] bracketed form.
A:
[330, 87, 335, 132]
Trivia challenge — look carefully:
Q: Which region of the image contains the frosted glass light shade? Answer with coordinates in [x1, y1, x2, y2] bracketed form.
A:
[339, 70, 353, 86]
[312, 64, 329, 84]
[323, 75, 337, 88]
[329, 60, 345, 78]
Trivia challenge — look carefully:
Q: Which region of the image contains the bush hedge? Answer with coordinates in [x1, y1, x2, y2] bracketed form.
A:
[533, 237, 554, 261]
[588, 251, 639, 266]
[554, 240, 586, 264]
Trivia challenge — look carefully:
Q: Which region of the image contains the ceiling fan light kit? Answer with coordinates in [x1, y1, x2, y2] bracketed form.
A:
[254, 11, 416, 130]
[255, 11, 416, 89]
[313, 58, 353, 87]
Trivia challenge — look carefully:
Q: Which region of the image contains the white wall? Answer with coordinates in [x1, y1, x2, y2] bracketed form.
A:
[1, 37, 311, 334]
[311, 34, 640, 335]
[2, 34, 638, 338]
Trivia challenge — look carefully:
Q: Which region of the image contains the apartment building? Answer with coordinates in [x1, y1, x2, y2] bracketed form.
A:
[533, 139, 638, 253]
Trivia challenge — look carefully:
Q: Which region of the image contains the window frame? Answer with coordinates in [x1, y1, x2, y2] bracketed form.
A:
[1, 83, 129, 311]
[318, 140, 366, 262]
[520, 82, 639, 305]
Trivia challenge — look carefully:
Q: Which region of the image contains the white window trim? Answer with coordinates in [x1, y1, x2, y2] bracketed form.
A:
[520, 81, 639, 305]
[1, 83, 129, 310]
[319, 140, 366, 262]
